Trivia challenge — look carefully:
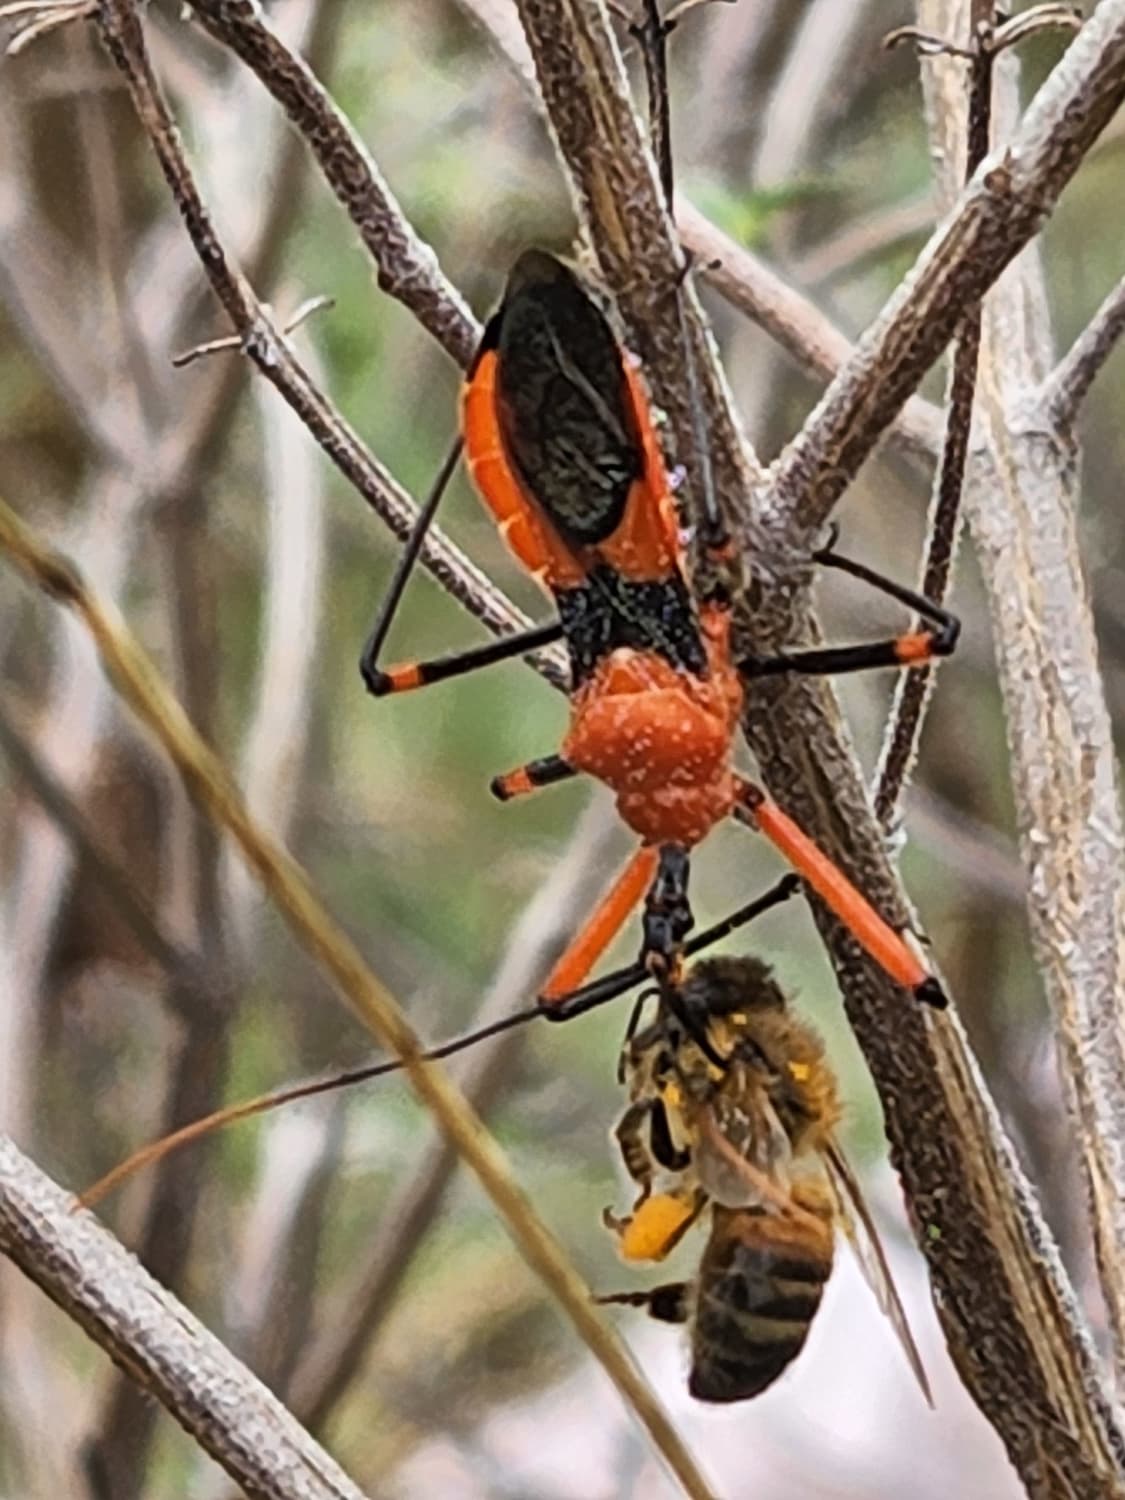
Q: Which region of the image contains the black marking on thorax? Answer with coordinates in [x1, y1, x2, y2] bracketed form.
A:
[555, 565, 708, 686]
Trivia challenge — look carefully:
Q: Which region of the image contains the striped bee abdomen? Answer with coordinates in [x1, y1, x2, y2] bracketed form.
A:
[689, 1206, 834, 1403]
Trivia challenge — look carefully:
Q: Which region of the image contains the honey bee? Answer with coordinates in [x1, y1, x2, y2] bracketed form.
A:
[599, 956, 931, 1404]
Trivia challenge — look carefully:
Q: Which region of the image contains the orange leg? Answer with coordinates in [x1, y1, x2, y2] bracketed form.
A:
[364, 621, 563, 698]
[491, 754, 577, 802]
[539, 845, 661, 1005]
[734, 778, 946, 1008]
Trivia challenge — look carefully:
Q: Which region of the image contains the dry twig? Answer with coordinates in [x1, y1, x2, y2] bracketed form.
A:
[95, 0, 570, 690]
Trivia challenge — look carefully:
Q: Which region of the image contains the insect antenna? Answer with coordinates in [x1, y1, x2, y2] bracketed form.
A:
[80, 997, 541, 1211]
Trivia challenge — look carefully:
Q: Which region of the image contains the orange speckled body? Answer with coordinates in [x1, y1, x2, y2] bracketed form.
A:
[563, 606, 743, 846]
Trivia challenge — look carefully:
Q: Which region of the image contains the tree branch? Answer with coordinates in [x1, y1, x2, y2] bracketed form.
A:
[1043, 269, 1125, 430]
[0, 1138, 371, 1500]
[677, 199, 944, 467]
[91, 0, 569, 691]
[768, 1, 1125, 539]
[181, 0, 479, 367]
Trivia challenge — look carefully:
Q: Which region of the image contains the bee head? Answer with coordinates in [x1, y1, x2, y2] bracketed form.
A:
[678, 956, 788, 1027]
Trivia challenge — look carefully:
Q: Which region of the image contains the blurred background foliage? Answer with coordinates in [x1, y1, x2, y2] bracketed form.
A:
[1, 1, 1121, 1496]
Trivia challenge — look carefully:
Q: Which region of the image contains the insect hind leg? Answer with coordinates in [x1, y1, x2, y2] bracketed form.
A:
[597, 1283, 691, 1325]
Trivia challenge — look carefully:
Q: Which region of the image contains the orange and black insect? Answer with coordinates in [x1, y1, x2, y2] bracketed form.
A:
[363, 251, 958, 1010]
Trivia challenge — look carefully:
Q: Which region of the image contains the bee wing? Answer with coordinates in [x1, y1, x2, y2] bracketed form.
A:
[690, 1070, 795, 1210]
[826, 1140, 933, 1406]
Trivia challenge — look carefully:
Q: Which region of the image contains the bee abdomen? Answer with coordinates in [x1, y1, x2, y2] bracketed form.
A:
[690, 1215, 833, 1403]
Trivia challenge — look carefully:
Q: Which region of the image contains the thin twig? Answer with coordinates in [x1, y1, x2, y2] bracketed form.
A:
[171, 293, 334, 368]
[768, 1, 1125, 540]
[873, 1, 993, 826]
[0, 1138, 372, 1500]
[678, 200, 945, 466]
[288, 794, 627, 1431]
[0, 489, 717, 1500]
[182, 0, 478, 367]
[1043, 271, 1125, 429]
[792, 194, 936, 289]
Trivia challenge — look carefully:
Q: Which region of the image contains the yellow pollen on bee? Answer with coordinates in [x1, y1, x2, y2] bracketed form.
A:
[617, 1193, 697, 1262]
[788, 1061, 811, 1083]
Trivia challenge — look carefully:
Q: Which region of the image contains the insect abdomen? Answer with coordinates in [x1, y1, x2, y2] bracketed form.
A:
[690, 1208, 834, 1403]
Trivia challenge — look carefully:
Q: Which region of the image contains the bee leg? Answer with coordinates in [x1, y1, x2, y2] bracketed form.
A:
[602, 1206, 634, 1234]
[597, 1283, 691, 1325]
[613, 1101, 658, 1197]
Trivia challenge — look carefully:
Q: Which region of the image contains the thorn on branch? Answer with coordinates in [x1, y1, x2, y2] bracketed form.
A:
[171, 295, 335, 369]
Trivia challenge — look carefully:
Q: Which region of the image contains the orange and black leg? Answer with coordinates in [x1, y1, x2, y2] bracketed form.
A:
[733, 778, 946, 1008]
[537, 844, 694, 1012]
[739, 545, 960, 680]
[545, 874, 801, 1023]
[358, 428, 565, 698]
[364, 619, 564, 697]
[490, 753, 577, 801]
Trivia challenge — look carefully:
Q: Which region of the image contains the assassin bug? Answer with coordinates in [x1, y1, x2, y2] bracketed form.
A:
[362, 251, 957, 1010]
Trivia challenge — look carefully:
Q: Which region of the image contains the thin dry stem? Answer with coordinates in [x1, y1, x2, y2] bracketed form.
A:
[0, 489, 717, 1500]
[182, 0, 478, 366]
[1044, 270, 1125, 429]
[289, 793, 628, 1430]
[678, 200, 945, 467]
[873, 0, 992, 826]
[90, 0, 568, 691]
